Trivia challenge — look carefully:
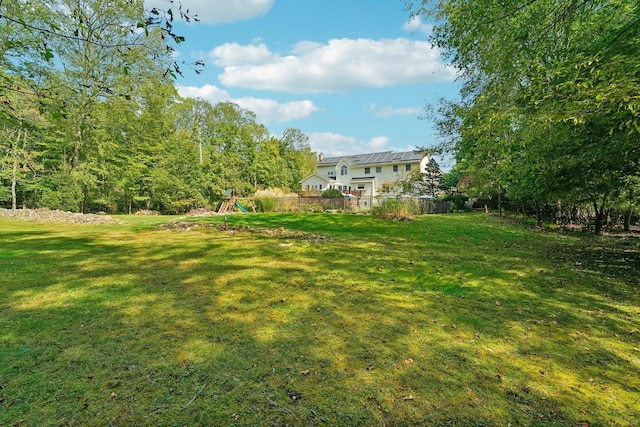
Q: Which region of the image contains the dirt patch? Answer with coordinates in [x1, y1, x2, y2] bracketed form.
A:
[186, 208, 222, 217]
[0, 208, 126, 225]
[158, 221, 331, 243]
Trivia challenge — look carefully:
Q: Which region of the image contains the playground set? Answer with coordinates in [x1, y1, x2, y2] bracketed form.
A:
[217, 189, 253, 213]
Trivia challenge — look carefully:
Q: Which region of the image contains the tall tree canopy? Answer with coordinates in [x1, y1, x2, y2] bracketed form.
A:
[409, 0, 640, 233]
[0, 2, 315, 214]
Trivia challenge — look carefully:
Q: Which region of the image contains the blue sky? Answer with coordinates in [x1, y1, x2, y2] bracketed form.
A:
[145, 0, 460, 159]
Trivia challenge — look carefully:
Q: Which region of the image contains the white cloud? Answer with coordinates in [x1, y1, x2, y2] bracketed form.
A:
[234, 98, 318, 124]
[211, 43, 274, 67]
[144, 0, 274, 24]
[176, 84, 318, 124]
[368, 103, 422, 118]
[309, 132, 400, 157]
[402, 16, 434, 36]
[177, 83, 231, 104]
[369, 136, 390, 149]
[212, 38, 457, 94]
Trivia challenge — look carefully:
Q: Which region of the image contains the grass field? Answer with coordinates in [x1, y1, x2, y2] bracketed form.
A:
[1, 212, 639, 426]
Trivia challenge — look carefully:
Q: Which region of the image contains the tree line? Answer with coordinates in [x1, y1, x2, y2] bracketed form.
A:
[0, 0, 316, 214]
[409, 0, 639, 233]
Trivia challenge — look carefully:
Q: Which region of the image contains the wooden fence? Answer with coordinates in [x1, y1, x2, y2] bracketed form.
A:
[252, 196, 453, 214]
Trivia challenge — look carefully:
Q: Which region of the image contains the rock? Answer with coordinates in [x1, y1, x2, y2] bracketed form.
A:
[0, 208, 125, 225]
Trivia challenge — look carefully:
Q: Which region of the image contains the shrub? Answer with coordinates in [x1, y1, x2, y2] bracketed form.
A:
[302, 203, 325, 213]
[441, 194, 469, 211]
[321, 188, 344, 199]
[372, 198, 417, 221]
[254, 196, 277, 212]
[254, 188, 297, 198]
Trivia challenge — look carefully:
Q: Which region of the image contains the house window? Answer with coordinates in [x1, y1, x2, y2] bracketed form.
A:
[357, 185, 365, 190]
[341, 165, 348, 176]
[406, 164, 412, 171]
[393, 165, 398, 172]
[328, 171, 334, 176]
[364, 167, 370, 174]
[376, 166, 382, 173]
[319, 184, 323, 190]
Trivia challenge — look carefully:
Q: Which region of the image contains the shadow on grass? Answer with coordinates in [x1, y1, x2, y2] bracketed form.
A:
[1, 214, 639, 426]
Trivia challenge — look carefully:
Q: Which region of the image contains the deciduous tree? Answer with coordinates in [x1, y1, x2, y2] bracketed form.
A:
[409, 0, 640, 233]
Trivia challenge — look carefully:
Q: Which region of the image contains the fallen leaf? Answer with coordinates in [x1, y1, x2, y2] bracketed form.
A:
[300, 370, 310, 376]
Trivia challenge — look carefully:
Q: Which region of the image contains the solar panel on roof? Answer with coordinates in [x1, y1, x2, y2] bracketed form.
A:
[317, 150, 421, 165]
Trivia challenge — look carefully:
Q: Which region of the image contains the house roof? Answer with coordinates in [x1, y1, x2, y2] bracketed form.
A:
[318, 151, 423, 166]
[300, 173, 333, 184]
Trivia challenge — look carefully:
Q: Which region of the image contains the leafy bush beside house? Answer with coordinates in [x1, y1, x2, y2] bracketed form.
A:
[320, 188, 343, 199]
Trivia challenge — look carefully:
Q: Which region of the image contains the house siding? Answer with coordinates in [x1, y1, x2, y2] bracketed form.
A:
[302, 151, 429, 197]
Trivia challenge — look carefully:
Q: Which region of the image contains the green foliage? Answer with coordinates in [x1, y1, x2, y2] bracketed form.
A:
[372, 198, 417, 220]
[301, 202, 324, 213]
[410, 0, 640, 233]
[441, 193, 469, 211]
[420, 158, 444, 196]
[39, 167, 83, 212]
[1, 3, 318, 214]
[441, 171, 459, 193]
[0, 185, 11, 202]
[254, 195, 277, 212]
[320, 188, 343, 198]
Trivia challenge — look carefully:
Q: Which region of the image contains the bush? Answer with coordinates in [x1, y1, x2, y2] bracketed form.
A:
[40, 169, 83, 212]
[254, 196, 277, 212]
[441, 194, 469, 211]
[302, 203, 325, 213]
[321, 188, 343, 199]
[373, 198, 417, 221]
[255, 188, 297, 198]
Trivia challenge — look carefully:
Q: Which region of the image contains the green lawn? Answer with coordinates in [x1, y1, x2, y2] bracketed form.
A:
[1, 212, 639, 426]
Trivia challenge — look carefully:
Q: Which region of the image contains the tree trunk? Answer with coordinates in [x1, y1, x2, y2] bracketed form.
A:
[624, 209, 632, 232]
[11, 128, 23, 210]
[11, 156, 18, 210]
[593, 201, 604, 235]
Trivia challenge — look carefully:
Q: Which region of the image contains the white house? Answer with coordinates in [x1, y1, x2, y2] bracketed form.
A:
[300, 151, 429, 198]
